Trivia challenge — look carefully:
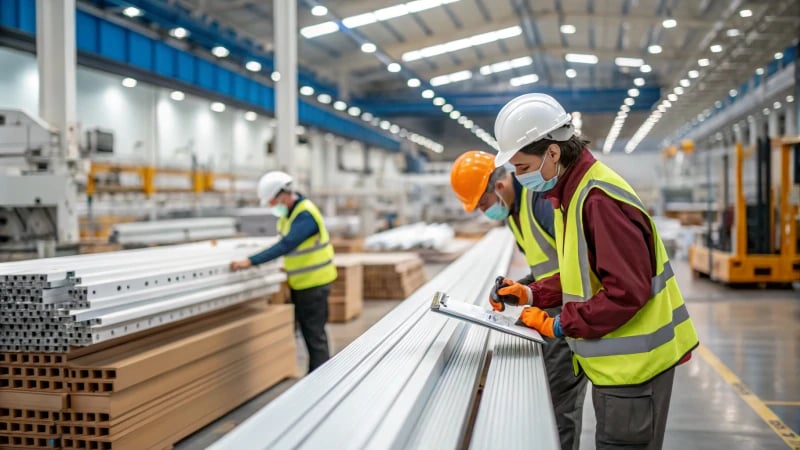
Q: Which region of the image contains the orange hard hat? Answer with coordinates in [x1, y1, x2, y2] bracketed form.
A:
[450, 150, 496, 212]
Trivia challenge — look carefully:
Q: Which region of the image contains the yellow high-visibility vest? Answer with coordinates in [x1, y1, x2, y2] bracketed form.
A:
[507, 187, 559, 280]
[554, 161, 698, 386]
[278, 199, 337, 290]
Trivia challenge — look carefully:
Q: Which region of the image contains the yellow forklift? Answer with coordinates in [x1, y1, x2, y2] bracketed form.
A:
[689, 136, 800, 284]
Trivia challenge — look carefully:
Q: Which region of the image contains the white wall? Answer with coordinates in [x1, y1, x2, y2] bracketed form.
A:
[593, 150, 661, 207]
[0, 47, 281, 175]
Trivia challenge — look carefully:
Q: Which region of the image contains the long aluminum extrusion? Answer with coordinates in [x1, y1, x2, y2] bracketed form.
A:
[209, 228, 559, 450]
[0, 238, 285, 352]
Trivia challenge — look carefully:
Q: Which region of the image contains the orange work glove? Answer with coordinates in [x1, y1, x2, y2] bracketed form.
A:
[489, 276, 532, 311]
[519, 307, 562, 338]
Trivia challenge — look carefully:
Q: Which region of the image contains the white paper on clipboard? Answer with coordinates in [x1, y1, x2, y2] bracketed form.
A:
[429, 291, 545, 344]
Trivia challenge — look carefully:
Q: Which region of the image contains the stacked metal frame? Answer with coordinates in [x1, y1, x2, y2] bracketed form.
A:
[0, 238, 285, 352]
[109, 218, 238, 244]
[209, 228, 560, 450]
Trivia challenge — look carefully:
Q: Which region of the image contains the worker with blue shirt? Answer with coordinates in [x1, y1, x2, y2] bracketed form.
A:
[231, 171, 337, 373]
[450, 151, 587, 450]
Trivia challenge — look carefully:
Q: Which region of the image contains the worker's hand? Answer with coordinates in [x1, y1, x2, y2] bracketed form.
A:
[230, 259, 252, 271]
[489, 277, 532, 312]
[519, 307, 561, 338]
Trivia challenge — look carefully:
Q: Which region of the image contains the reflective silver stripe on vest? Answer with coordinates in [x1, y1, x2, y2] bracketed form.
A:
[568, 303, 691, 358]
[571, 179, 648, 300]
[525, 190, 560, 278]
[288, 240, 329, 257]
[285, 259, 334, 276]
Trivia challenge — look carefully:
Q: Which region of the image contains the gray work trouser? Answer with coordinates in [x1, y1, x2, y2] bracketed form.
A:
[592, 366, 676, 450]
[543, 306, 589, 450]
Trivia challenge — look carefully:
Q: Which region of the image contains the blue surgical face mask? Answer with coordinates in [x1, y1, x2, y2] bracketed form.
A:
[271, 204, 289, 218]
[483, 195, 510, 221]
[515, 153, 560, 192]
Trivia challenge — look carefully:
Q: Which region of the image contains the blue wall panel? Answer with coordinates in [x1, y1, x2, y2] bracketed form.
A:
[216, 68, 232, 96]
[195, 59, 214, 90]
[98, 21, 126, 63]
[127, 33, 152, 71]
[76, 11, 99, 53]
[153, 42, 175, 78]
[232, 74, 247, 102]
[17, 0, 33, 33]
[175, 52, 194, 84]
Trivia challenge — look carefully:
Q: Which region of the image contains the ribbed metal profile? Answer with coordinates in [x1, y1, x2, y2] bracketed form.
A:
[209, 229, 558, 450]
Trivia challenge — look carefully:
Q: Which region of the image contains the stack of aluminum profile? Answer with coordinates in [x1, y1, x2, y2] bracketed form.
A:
[209, 228, 559, 450]
[0, 238, 285, 352]
[364, 222, 455, 251]
[233, 207, 279, 237]
[109, 217, 238, 244]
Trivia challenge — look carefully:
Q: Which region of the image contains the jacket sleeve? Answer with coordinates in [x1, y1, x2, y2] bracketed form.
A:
[248, 212, 319, 266]
[527, 273, 562, 308]
[559, 191, 657, 339]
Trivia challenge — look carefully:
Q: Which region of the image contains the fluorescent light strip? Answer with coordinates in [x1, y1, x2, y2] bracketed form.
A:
[565, 53, 598, 64]
[510, 73, 539, 86]
[301, 0, 461, 39]
[402, 26, 522, 61]
[479, 56, 533, 75]
[430, 70, 473, 86]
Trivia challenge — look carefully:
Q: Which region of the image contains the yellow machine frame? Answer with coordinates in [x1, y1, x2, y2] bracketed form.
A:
[689, 137, 800, 284]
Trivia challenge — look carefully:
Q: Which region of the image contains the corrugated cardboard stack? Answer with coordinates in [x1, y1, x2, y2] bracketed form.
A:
[0, 303, 296, 450]
[353, 253, 427, 300]
[328, 257, 363, 323]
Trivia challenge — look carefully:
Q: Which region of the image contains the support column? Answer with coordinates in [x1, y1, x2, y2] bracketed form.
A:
[273, 0, 297, 175]
[37, 0, 78, 164]
[786, 98, 797, 137]
[768, 108, 780, 137]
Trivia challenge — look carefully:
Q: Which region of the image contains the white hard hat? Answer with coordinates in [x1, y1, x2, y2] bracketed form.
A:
[257, 171, 293, 205]
[493, 93, 574, 167]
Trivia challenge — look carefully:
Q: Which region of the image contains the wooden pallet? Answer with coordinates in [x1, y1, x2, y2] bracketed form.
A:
[329, 258, 363, 323]
[0, 303, 297, 449]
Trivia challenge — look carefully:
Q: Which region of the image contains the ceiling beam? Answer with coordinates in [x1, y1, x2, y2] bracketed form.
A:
[324, 10, 715, 72]
[353, 44, 686, 83]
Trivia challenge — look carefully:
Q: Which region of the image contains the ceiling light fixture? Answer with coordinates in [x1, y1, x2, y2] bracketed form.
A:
[348, 106, 361, 116]
[210, 102, 226, 112]
[211, 46, 230, 58]
[122, 6, 142, 18]
[170, 90, 185, 101]
[245, 61, 262, 72]
[648, 45, 662, 54]
[121, 77, 137, 88]
[169, 27, 189, 39]
[360, 42, 377, 53]
[662, 18, 677, 28]
[688, 70, 699, 78]
[739, 9, 753, 18]
[710, 44, 723, 53]
[317, 93, 332, 104]
[565, 68, 577, 78]
[698, 58, 710, 67]
[299, 86, 315, 96]
[421, 89, 435, 99]
[333, 100, 347, 111]
[633, 77, 645, 87]
[407, 78, 421, 87]
[510, 73, 539, 86]
[566, 53, 599, 64]
[640, 64, 652, 73]
[402, 25, 521, 61]
[560, 24, 576, 34]
[387, 63, 402, 72]
[311, 5, 328, 16]
[244, 111, 257, 121]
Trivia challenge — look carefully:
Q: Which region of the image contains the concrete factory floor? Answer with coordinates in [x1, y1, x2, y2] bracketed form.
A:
[175, 258, 800, 450]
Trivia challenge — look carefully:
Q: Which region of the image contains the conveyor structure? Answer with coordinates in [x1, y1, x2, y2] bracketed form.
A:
[0, 238, 285, 352]
[108, 217, 238, 245]
[209, 228, 559, 450]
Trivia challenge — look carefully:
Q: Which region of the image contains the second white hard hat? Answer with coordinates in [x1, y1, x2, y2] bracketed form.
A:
[257, 171, 293, 205]
[493, 93, 574, 167]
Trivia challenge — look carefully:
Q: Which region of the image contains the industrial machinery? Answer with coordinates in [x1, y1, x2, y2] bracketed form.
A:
[0, 109, 82, 258]
[689, 136, 800, 284]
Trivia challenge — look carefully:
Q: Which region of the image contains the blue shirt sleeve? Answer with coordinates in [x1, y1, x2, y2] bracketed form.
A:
[248, 211, 320, 265]
[531, 192, 556, 238]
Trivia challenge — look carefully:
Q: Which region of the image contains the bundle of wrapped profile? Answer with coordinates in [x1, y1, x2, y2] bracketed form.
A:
[328, 257, 363, 323]
[0, 303, 297, 450]
[337, 253, 426, 300]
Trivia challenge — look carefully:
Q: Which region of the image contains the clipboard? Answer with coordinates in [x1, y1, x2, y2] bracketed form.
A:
[430, 291, 545, 344]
